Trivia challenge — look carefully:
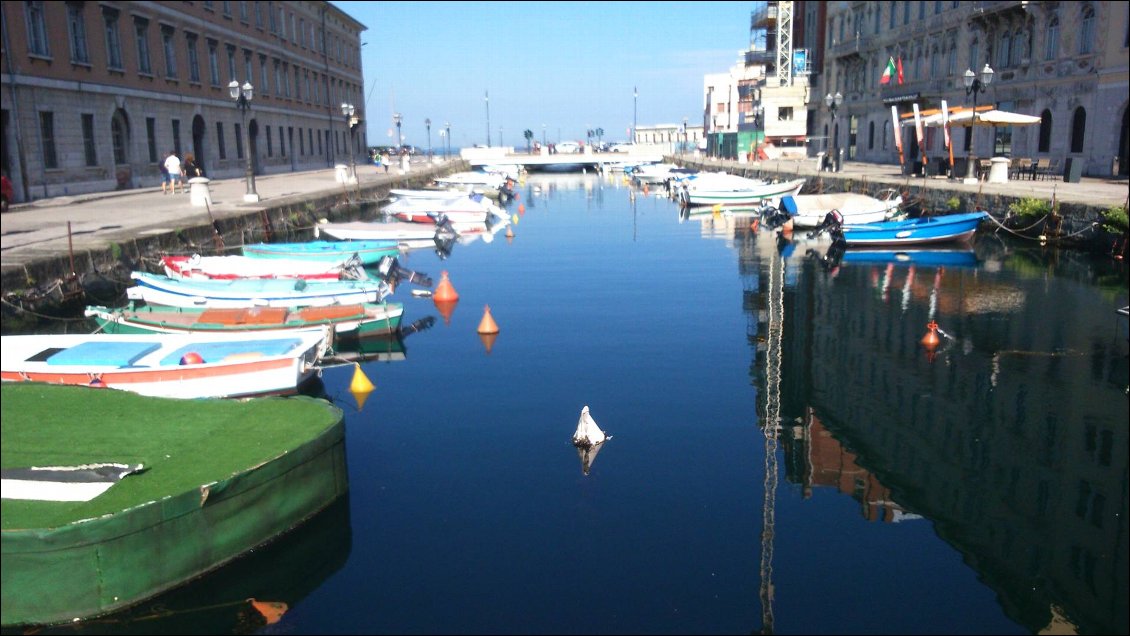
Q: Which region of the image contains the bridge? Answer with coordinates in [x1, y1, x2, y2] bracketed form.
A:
[459, 146, 667, 171]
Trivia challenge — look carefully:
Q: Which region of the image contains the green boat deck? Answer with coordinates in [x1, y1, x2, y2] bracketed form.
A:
[1, 383, 348, 627]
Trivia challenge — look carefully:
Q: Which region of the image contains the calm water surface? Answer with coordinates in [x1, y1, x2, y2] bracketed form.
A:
[13, 173, 1129, 635]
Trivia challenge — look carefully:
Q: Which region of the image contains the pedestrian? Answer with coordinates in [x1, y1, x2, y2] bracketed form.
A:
[183, 153, 201, 179]
[381, 150, 390, 173]
[160, 152, 171, 194]
[163, 151, 183, 194]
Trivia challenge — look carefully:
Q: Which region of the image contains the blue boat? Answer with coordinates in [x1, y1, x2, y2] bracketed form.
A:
[839, 248, 979, 268]
[836, 211, 989, 247]
[242, 240, 401, 265]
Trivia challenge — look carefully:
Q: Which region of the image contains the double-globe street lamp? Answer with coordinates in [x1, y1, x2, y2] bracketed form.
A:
[341, 102, 357, 182]
[824, 91, 843, 172]
[228, 80, 259, 201]
[962, 63, 995, 181]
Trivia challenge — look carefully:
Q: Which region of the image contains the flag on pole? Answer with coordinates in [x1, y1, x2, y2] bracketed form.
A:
[896, 57, 905, 85]
[880, 57, 896, 85]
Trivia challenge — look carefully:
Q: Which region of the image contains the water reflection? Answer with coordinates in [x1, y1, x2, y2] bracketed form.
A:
[740, 221, 1128, 634]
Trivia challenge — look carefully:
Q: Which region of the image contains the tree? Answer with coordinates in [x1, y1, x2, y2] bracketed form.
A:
[524, 129, 534, 154]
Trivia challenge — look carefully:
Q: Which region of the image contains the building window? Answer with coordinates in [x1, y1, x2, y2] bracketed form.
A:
[146, 116, 158, 163]
[868, 121, 875, 150]
[162, 25, 177, 78]
[103, 7, 123, 69]
[244, 50, 253, 85]
[239, 1, 249, 22]
[112, 113, 128, 164]
[1070, 107, 1086, 153]
[1079, 6, 1095, 55]
[778, 107, 793, 121]
[274, 60, 281, 95]
[222, 1, 231, 17]
[134, 17, 152, 75]
[67, 2, 90, 64]
[255, 1, 264, 27]
[268, 1, 277, 33]
[186, 33, 200, 82]
[234, 123, 243, 159]
[903, 1, 910, 25]
[266, 124, 273, 157]
[207, 39, 219, 85]
[889, 2, 896, 29]
[1038, 110, 1052, 153]
[172, 118, 181, 156]
[308, 129, 314, 156]
[26, 1, 50, 57]
[294, 66, 302, 100]
[39, 111, 57, 169]
[1045, 13, 1059, 61]
[279, 127, 285, 157]
[298, 127, 305, 155]
[82, 113, 98, 166]
[999, 31, 1011, 69]
[318, 130, 323, 156]
[259, 54, 269, 95]
[216, 122, 226, 159]
[226, 45, 237, 83]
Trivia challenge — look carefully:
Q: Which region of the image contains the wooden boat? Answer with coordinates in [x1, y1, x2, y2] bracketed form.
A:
[161, 253, 368, 281]
[313, 217, 458, 247]
[678, 174, 806, 207]
[0, 382, 347, 626]
[241, 239, 400, 265]
[779, 189, 904, 227]
[836, 211, 989, 246]
[126, 271, 391, 309]
[85, 301, 405, 339]
[0, 329, 328, 399]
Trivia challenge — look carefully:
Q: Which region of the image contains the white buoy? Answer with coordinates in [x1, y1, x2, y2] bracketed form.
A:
[572, 405, 609, 447]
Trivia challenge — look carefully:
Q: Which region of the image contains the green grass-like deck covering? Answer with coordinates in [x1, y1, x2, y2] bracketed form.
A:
[1, 383, 343, 531]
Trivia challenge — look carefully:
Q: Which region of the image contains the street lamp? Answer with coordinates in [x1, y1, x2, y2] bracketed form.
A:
[542, 123, 546, 149]
[392, 112, 402, 152]
[633, 86, 638, 144]
[341, 103, 357, 181]
[682, 116, 688, 156]
[824, 91, 843, 172]
[485, 91, 491, 147]
[439, 129, 446, 160]
[962, 63, 994, 181]
[229, 80, 259, 202]
[445, 121, 451, 159]
[425, 118, 431, 157]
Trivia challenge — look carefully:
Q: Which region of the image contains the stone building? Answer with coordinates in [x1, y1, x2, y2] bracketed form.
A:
[816, 1, 1130, 178]
[1, 0, 366, 203]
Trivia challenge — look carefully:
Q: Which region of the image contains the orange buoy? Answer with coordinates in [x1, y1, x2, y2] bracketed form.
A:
[920, 321, 940, 349]
[479, 331, 498, 354]
[180, 352, 204, 365]
[518, 203, 525, 214]
[505, 226, 514, 238]
[434, 299, 458, 325]
[477, 304, 500, 334]
[433, 270, 459, 302]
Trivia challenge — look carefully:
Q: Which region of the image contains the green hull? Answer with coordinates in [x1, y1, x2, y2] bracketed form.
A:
[1, 384, 348, 627]
[86, 303, 403, 339]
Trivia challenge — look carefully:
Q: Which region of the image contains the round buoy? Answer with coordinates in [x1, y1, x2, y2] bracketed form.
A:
[920, 321, 940, 349]
[180, 352, 204, 365]
[477, 305, 500, 334]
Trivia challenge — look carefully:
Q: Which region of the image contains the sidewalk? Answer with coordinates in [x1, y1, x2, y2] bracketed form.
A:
[1, 158, 459, 287]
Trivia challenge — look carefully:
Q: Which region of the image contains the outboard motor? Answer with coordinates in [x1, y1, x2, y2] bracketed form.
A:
[376, 255, 434, 288]
[807, 208, 845, 240]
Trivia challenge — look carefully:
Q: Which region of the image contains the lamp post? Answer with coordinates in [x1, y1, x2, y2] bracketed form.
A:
[682, 116, 688, 156]
[962, 63, 994, 181]
[824, 91, 843, 172]
[228, 80, 259, 201]
[392, 112, 402, 152]
[485, 91, 491, 147]
[633, 86, 638, 144]
[425, 118, 431, 157]
[341, 102, 357, 182]
[439, 129, 446, 160]
[542, 123, 546, 149]
[445, 121, 451, 159]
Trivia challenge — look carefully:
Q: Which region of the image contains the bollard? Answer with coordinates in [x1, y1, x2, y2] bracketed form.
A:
[188, 177, 212, 207]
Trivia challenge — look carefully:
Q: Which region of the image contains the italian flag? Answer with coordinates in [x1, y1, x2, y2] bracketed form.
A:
[880, 57, 897, 85]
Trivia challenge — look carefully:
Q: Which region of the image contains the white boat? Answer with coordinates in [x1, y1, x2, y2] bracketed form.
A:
[433, 171, 507, 189]
[160, 253, 368, 281]
[677, 174, 806, 207]
[314, 217, 457, 248]
[780, 189, 904, 228]
[0, 329, 328, 399]
[126, 271, 391, 309]
[630, 163, 692, 185]
[381, 194, 508, 225]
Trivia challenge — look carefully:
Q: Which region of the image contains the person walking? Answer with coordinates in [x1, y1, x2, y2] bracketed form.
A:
[163, 151, 183, 194]
[160, 152, 171, 194]
[183, 153, 201, 179]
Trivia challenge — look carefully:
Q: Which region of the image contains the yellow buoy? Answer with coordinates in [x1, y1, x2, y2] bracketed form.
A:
[511, 213, 520, 224]
[350, 362, 375, 393]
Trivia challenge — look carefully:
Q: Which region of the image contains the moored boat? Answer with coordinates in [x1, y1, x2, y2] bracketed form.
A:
[0, 383, 347, 627]
[241, 239, 400, 265]
[126, 271, 391, 309]
[86, 301, 404, 340]
[779, 188, 904, 227]
[161, 253, 368, 281]
[313, 217, 458, 246]
[0, 329, 328, 399]
[678, 175, 806, 207]
[836, 211, 989, 246]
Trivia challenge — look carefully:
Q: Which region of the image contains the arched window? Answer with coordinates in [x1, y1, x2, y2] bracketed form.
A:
[883, 121, 890, 150]
[868, 120, 875, 150]
[1079, 5, 1095, 54]
[1038, 109, 1052, 153]
[1070, 107, 1086, 153]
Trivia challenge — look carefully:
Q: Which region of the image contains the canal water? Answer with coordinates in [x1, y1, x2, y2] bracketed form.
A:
[10, 173, 1128, 635]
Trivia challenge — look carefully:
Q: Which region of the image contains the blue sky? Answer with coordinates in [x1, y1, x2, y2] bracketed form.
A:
[335, 1, 756, 149]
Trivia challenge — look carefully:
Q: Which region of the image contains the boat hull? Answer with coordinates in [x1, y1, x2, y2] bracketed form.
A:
[126, 272, 390, 309]
[241, 240, 400, 265]
[684, 178, 805, 206]
[839, 211, 989, 247]
[86, 302, 404, 339]
[0, 385, 348, 627]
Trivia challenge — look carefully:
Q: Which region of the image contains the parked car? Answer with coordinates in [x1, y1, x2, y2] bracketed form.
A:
[555, 141, 581, 154]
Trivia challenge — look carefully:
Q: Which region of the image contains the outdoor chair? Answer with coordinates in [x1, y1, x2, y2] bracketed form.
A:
[1031, 158, 1051, 181]
[978, 159, 992, 179]
[1009, 157, 1033, 180]
[1042, 158, 1061, 181]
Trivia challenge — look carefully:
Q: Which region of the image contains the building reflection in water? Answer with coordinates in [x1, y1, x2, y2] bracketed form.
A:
[736, 222, 1128, 635]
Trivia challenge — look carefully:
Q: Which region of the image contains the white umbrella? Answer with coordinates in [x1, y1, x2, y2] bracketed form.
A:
[903, 109, 1040, 128]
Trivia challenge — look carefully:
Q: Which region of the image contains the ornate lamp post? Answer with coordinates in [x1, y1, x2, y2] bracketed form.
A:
[341, 103, 357, 181]
[425, 118, 431, 157]
[228, 80, 259, 201]
[445, 121, 451, 159]
[824, 91, 843, 172]
[392, 112, 402, 151]
[962, 63, 994, 181]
